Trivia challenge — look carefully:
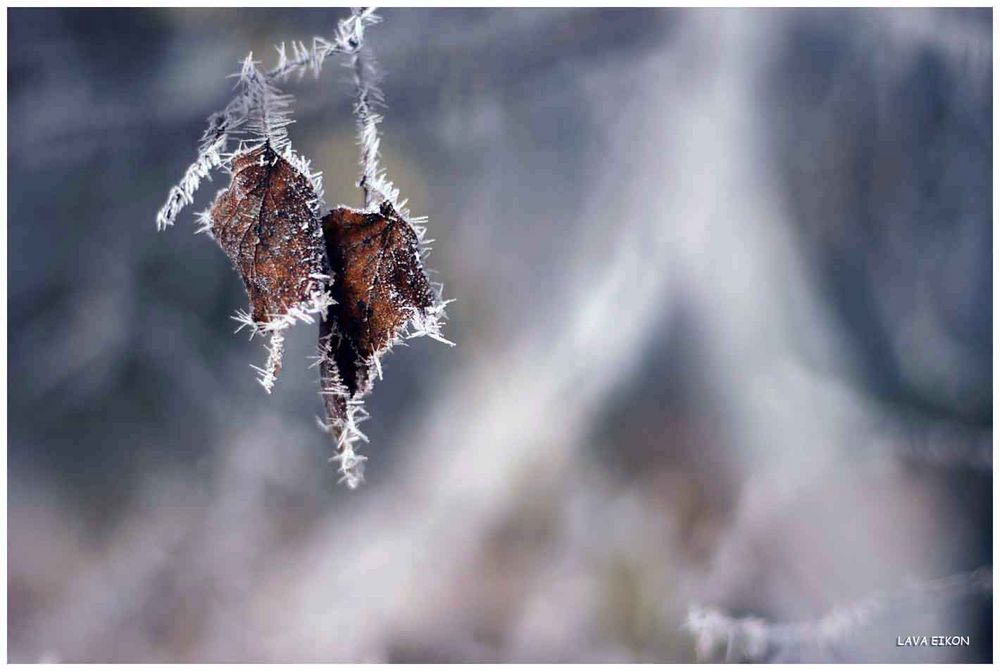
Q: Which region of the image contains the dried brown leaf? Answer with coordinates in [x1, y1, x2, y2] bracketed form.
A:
[320, 200, 435, 398]
[210, 142, 328, 327]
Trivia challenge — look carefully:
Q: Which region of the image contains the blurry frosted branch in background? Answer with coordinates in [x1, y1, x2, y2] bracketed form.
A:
[870, 416, 993, 472]
[155, 7, 378, 230]
[687, 567, 993, 663]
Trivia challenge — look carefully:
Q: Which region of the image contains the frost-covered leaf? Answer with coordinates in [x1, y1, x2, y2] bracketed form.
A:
[321, 200, 436, 396]
[316, 198, 444, 488]
[210, 141, 330, 390]
[211, 142, 327, 325]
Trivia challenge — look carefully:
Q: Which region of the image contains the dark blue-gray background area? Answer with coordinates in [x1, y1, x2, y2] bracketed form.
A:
[7, 7, 992, 663]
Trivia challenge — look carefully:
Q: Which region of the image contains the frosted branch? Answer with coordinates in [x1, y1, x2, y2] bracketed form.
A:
[156, 7, 450, 488]
[869, 415, 993, 472]
[155, 7, 379, 230]
[351, 26, 384, 209]
[686, 566, 993, 662]
[156, 136, 225, 231]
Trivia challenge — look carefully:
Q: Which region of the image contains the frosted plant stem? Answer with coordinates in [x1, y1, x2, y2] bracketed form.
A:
[354, 47, 377, 209]
[347, 8, 385, 210]
[156, 7, 380, 230]
[686, 566, 993, 662]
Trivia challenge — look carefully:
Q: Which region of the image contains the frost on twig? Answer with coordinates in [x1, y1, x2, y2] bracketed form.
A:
[317, 319, 369, 488]
[686, 566, 993, 662]
[156, 136, 226, 232]
[868, 415, 994, 472]
[155, 7, 378, 231]
[235, 56, 295, 155]
[346, 8, 412, 220]
[252, 330, 286, 394]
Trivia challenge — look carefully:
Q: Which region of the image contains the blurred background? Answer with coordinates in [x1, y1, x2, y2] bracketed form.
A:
[7, 7, 992, 663]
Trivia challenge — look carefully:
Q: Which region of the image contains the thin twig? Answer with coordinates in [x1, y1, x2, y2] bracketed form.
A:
[156, 7, 379, 230]
[686, 566, 993, 662]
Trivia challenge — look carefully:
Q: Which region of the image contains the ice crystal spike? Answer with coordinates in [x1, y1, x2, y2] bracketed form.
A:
[237, 56, 295, 155]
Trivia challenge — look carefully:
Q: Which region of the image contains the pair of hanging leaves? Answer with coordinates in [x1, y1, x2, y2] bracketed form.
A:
[209, 142, 439, 472]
